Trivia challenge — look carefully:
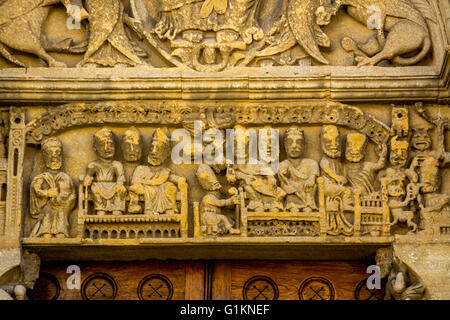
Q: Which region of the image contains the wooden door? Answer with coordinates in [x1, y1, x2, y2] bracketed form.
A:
[32, 260, 383, 300]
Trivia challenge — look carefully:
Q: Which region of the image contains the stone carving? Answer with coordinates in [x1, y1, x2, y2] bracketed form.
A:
[385, 257, 426, 300]
[376, 248, 426, 300]
[83, 128, 127, 216]
[122, 126, 143, 163]
[0, 0, 437, 70]
[412, 104, 450, 235]
[319, 125, 354, 235]
[30, 138, 76, 238]
[227, 126, 285, 213]
[380, 168, 418, 233]
[129, 128, 188, 215]
[338, 0, 435, 66]
[344, 132, 387, 195]
[14, 102, 450, 241]
[77, 0, 143, 67]
[196, 164, 240, 235]
[0, 0, 88, 67]
[278, 127, 319, 213]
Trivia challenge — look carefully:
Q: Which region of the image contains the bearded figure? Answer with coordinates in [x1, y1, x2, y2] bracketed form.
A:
[129, 129, 187, 215]
[30, 138, 76, 238]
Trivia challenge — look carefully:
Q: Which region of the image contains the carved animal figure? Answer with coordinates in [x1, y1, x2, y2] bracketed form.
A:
[336, 0, 436, 66]
[0, 0, 78, 67]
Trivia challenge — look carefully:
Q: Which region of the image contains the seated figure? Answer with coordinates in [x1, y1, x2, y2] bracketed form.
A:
[83, 128, 127, 216]
[319, 125, 353, 236]
[129, 128, 187, 215]
[278, 127, 319, 213]
[227, 126, 285, 213]
[30, 137, 76, 238]
[196, 164, 240, 235]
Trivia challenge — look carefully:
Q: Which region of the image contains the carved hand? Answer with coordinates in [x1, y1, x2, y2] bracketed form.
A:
[47, 188, 58, 198]
[83, 176, 93, 187]
[115, 185, 127, 195]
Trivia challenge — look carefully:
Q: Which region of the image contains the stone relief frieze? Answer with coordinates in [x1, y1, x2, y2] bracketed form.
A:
[13, 101, 449, 241]
[0, 0, 440, 70]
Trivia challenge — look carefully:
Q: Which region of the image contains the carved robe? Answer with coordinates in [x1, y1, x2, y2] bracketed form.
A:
[131, 166, 179, 214]
[88, 159, 126, 212]
[278, 158, 319, 211]
[230, 164, 285, 211]
[200, 194, 235, 234]
[345, 157, 386, 195]
[30, 171, 76, 238]
[154, 0, 262, 40]
[320, 156, 353, 236]
[78, 0, 142, 67]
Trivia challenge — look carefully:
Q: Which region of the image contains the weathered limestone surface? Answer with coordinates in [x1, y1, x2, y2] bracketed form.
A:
[0, 0, 449, 300]
[394, 240, 450, 300]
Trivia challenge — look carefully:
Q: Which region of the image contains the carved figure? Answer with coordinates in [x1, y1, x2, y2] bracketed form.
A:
[129, 128, 187, 215]
[0, 0, 87, 67]
[344, 132, 387, 195]
[196, 164, 240, 235]
[83, 128, 126, 216]
[409, 118, 450, 232]
[319, 125, 353, 235]
[380, 168, 419, 233]
[385, 257, 425, 300]
[122, 126, 143, 163]
[30, 138, 76, 238]
[278, 127, 319, 213]
[391, 106, 409, 137]
[337, 0, 435, 66]
[77, 0, 143, 67]
[227, 126, 285, 213]
[131, 0, 338, 70]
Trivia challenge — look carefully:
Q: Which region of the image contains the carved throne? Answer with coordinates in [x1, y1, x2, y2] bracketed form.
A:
[77, 175, 188, 240]
[317, 177, 391, 237]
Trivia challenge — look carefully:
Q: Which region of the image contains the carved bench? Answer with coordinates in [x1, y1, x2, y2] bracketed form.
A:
[77, 175, 188, 239]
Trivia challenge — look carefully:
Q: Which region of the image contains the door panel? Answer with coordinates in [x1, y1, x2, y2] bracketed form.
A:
[33, 260, 381, 300]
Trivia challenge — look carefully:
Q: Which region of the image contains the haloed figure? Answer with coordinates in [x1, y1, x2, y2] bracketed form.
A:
[30, 138, 76, 238]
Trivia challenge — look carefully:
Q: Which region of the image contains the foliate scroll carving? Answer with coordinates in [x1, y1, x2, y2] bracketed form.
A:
[25, 102, 391, 145]
[0, 0, 438, 70]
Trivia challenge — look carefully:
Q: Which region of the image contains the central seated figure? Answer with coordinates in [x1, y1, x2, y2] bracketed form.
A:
[129, 128, 187, 215]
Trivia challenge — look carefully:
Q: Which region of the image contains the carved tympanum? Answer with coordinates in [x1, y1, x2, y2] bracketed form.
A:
[0, 0, 438, 70]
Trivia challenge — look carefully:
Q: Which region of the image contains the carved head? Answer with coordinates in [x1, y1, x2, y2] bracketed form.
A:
[380, 168, 406, 198]
[315, 1, 339, 26]
[122, 127, 143, 162]
[345, 132, 367, 163]
[148, 128, 171, 166]
[284, 127, 305, 159]
[196, 164, 221, 191]
[320, 125, 341, 159]
[375, 248, 393, 279]
[93, 128, 115, 160]
[390, 136, 409, 167]
[42, 137, 63, 171]
[411, 128, 432, 151]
